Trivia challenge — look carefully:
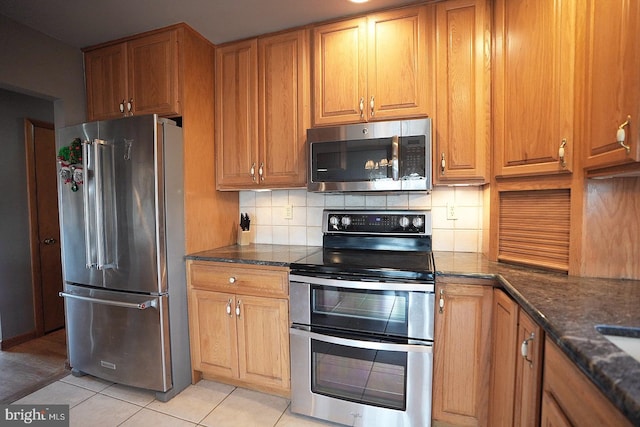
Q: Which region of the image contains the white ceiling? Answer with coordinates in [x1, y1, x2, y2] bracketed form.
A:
[0, 0, 420, 48]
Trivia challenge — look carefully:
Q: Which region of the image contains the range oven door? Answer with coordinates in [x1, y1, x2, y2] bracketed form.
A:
[290, 275, 435, 341]
[290, 326, 433, 427]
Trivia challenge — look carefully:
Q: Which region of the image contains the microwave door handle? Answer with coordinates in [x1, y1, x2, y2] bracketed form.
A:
[391, 135, 399, 180]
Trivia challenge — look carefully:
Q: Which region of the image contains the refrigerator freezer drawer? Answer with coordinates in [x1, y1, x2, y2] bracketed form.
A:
[61, 284, 172, 392]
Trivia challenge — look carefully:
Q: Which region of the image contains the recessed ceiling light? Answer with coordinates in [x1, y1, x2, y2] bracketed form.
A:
[349, 0, 369, 3]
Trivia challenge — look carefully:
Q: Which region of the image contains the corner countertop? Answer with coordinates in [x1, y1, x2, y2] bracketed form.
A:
[186, 245, 640, 424]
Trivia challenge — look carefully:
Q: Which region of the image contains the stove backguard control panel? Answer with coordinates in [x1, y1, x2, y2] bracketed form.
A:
[323, 210, 432, 235]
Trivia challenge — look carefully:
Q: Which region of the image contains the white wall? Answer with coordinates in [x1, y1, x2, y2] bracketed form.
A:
[0, 13, 86, 127]
[0, 14, 86, 341]
[239, 186, 484, 252]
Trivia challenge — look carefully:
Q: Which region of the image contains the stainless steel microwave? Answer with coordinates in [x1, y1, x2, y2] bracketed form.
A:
[307, 118, 432, 192]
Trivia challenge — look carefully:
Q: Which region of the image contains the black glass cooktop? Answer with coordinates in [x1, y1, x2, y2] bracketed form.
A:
[290, 247, 435, 282]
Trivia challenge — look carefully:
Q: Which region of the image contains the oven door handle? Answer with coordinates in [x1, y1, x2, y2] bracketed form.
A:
[290, 326, 432, 353]
[289, 274, 435, 292]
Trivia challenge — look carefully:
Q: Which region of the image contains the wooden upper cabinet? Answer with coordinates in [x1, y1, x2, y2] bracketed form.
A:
[216, 30, 309, 190]
[215, 39, 259, 189]
[493, 0, 577, 177]
[85, 43, 128, 120]
[312, 5, 431, 126]
[258, 30, 310, 188]
[434, 0, 490, 184]
[126, 30, 179, 117]
[84, 28, 180, 121]
[312, 17, 367, 126]
[582, 0, 640, 174]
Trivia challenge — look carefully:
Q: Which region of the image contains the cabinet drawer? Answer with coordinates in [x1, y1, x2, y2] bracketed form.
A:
[188, 261, 288, 297]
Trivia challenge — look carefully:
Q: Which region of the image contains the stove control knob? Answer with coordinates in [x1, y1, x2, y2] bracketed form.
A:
[412, 216, 424, 229]
[341, 216, 351, 227]
[329, 216, 340, 229]
[399, 216, 410, 228]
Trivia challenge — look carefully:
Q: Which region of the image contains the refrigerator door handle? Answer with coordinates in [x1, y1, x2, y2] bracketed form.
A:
[59, 292, 158, 310]
[94, 139, 116, 270]
[82, 140, 97, 269]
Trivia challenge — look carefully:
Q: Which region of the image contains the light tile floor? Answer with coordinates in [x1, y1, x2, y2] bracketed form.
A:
[12, 374, 342, 427]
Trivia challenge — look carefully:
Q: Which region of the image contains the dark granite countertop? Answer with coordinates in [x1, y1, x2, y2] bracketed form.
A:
[186, 244, 322, 267]
[185, 245, 640, 424]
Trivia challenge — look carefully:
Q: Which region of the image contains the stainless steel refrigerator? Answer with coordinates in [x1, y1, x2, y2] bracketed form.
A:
[56, 114, 190, 401]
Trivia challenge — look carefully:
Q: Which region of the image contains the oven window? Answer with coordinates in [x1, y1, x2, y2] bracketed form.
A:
[311, 339, 407, 410]
[311, 286, 408, 336]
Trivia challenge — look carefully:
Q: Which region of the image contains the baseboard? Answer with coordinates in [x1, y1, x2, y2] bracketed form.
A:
[0, 330, 37, 350]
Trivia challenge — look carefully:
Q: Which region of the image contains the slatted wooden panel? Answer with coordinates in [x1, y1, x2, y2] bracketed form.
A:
[498, 189, 571, 272]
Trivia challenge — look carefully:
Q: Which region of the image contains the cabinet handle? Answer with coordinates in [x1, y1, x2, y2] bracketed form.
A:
[119, 100, 125, 114]
[228, 276, 236, 284]
[226, 299, 233, 316]
[259, 162, 264, 181]
[370, 96, 375, 117]
[617, 115, 631, 154]
[250, 162, 256, 181]
[558, 139, 567, 168]
[440, 153, 446, 175]
[521, 332, 535, 367]
[235, 300, 241, 317]
[127, 98, 133, 115]
[359, 97, 365, 119]
[438, 289, 444, 314]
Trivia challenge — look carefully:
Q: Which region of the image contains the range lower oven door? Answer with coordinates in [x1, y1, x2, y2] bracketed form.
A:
[290, 326, 433, 427]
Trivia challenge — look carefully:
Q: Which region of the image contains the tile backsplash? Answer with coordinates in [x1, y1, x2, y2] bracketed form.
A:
[239, 187, 484, 252]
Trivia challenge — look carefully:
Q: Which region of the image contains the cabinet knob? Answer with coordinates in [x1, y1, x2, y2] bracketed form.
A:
[438, 289, 445, 314]
[235, 300, 241, 317]
[359, 97, 365, 119]
[250, 163, 256, 182]
[440, 153, 446, 175]
[229, 277, 236, 284]
[226, 299, 233, 316]
[370, 96, 375, 117]
[119, 100, 125, 114]
[259, 162, 264, 181]
[617, 115, 631, 154]
[127, 98, 133, 115]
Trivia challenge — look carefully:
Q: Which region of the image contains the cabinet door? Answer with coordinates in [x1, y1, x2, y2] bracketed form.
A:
[367, 5, 431, 121]
[188, 290, 238, 379]
[85, 43, 128, 121]
[493, 0, 576, 177]
[258, 30, 309, 188]
[542, 338, 632, 426]
[312, 17, 367, 126]
[127, 30, 180, 116]
[433, 283, 493, 426]
[216, 39, 259, 189]
[488, 289, 519, 426]
[236, 295, 290, 392]
[435, 0, 489, 183]
[540, 392, 573, 427]
[583, 0, 640, 171]
[514, 309, 543, 427]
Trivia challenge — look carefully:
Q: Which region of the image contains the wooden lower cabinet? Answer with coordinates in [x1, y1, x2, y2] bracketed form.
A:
[541, 338, 632, 427]
[186, 261, 290, 396]
[433, 281, 493, 426]
[488, 289, 543, 427]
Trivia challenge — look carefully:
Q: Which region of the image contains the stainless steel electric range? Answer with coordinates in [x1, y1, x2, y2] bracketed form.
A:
[289, 209, 435, 427]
